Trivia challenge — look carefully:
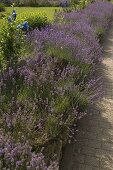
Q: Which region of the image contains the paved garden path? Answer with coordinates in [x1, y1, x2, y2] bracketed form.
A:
[60, 23, 113, 170]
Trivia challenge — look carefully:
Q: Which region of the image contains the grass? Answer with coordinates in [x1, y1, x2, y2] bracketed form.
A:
[6, 7, 62, 21]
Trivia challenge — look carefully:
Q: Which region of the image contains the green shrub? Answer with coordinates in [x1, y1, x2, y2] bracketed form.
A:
[96, 28, 104, 42]
[26, 14, 49, 30]
[17, 13, 49, 30]
[0, 12, 6, 19]
[46, 115, 60, 138]
[0, 21, 25, 71]
[0, 3, 5, 12]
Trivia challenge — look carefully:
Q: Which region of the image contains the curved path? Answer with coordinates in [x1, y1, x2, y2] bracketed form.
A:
[60, 23, 113, 170]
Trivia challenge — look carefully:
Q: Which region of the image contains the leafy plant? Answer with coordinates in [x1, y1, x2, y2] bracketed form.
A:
[26, 13, 49, 30]
[46, 115, 59, 138]
[0, 3, 5, 12]
[0, 21, 25, 71]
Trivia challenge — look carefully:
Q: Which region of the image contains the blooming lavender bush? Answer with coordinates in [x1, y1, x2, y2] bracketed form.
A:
[0, 130, 58, 170]
[58, 2, 113, 40]
[24, 1, 113, 159]
[0, 1, 113, 169]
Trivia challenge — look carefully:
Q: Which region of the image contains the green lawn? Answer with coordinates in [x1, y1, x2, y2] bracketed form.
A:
[6, 7, 62, 21]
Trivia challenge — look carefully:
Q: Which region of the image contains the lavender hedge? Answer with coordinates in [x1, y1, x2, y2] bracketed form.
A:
[0, 2, 113, 169]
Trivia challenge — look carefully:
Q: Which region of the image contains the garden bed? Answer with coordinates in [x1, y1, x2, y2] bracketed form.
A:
[0, 2, 113, 170]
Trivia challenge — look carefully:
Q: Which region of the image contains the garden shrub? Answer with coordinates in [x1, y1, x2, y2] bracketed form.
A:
[1, 0, 12, 6]
[12, 0, 59, 7]
[96, 27, 105, 42]
[0, 21, 25, 71]
[26, 13, 49, 30]
[0, 3, 5, 12]
[0, 12, 5, 18]
[15, 12, 49, 30]
[0, 130, 57, 170]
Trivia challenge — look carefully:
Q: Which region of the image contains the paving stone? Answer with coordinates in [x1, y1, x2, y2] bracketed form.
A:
[81, 146, 96, 156]
[84, 165, 93, 170]
[102, 141, 113, 151]
[76, 131, 97, 140]
[78, 164, 86, 170]
[82, 126, 102, 134]
[99, 121, 112, 129]
[92, 168, 100, 170]
[88, 120, 99, 127]
[85, 139, 101, 149]
[96, 133, 110, 142]
[95, 149, 113, 160]
[100, 159, 113, 170]
[73, 153, 85, 164]
[85, 155, 100, 167]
